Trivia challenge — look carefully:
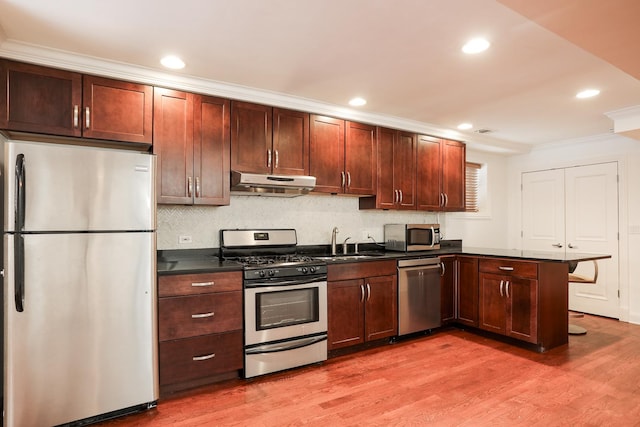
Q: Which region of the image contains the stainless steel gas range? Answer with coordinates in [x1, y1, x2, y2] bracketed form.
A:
[220, 229, 328, 378]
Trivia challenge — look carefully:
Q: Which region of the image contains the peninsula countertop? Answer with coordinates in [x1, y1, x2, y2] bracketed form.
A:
[157, 243, 610, 275]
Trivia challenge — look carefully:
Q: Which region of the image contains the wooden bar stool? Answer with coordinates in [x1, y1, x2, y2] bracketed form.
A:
[568, 260, 598, 335]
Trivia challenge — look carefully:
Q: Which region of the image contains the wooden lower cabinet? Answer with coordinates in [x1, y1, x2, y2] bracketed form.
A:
[327, 261, 397, 351]
[457, 256, 479, 327]
[159, 331, 242, 386]
[440, 256, 456, 324]
[157, 271, 243, 394]
[479, 273, 538, 343]
[478, 258, 568, 350]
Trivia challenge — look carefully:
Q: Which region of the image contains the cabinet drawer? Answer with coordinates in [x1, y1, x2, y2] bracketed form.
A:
[328, 260, 397, 281]
[159, 331, 243, 386]
[479, 258, 538, 279]
[159, 292, 242, 341]
[158, 271, 242, 297]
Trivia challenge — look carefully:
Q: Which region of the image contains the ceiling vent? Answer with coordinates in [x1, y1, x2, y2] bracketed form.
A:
[474, 128, 493, 134]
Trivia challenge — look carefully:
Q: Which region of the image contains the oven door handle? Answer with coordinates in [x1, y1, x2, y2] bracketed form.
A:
[245, 276, 327, 288]
[245, 334, 327, 355]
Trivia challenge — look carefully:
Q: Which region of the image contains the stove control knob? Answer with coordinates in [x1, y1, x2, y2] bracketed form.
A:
[259, 270, 266, 278]
[268, 269, 275, 277]
[301, 267, 308, 274]
[309, 266, 316, 273]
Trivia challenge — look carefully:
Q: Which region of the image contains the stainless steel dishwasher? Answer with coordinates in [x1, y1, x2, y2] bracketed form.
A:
[397, 257, 442, 335]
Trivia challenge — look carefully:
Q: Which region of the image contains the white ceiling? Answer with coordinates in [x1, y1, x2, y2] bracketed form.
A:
[1, 0, 639, 154]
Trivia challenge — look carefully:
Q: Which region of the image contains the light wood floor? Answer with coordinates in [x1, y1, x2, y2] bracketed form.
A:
[100, 314, 640, 426]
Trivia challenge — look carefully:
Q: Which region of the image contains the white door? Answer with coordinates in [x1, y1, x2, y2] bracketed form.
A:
[522, 169, 565, 253]
[565, 163, 619, 318]
[521, 163, 619, 318]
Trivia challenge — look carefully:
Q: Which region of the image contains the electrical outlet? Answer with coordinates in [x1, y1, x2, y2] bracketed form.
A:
[179, 235, 192, 244]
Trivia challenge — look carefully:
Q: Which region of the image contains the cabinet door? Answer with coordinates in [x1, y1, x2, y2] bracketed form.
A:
[82, 75, 152, 143]
[272, 108, 309, 176]
[441, 139, 466, 211]
[416, 134, 442, 210]
[479, 273, 507, 335]
[374, 127, 397, 209]
[0, 60, 82, 136]
[395, 131, 417, 209]
[441, 256, 456, 324]
[457, 256, 478, 327]
[154, 88, 194, 205]
[230, 101, 272, 174]
[309, 115, 345, 193]
[328, 279, 364, 350]
[345, 121, 376, 195]
[364, 275, 397, 341]
[194, 95, 230, 205]
[507, 277, 538, 343]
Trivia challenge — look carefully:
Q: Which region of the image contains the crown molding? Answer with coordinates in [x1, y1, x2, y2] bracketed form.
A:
[0, 39, 530, 154]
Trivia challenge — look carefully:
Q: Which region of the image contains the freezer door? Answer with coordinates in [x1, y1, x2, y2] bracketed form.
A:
[4, 141, 155, 232]
[3, 232, 158, 427]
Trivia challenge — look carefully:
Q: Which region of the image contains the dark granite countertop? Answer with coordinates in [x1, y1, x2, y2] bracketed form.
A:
[157, 241, 610, 275]
[157, 249, 242, 276]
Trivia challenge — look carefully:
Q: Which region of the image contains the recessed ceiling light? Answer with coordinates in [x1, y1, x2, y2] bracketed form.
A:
[160, 55, 185, 70]
[462, 38, 490, 54]
[457, 123, 473, 130]
[349, 97, 367, 107]
[576, 89, 600, 99]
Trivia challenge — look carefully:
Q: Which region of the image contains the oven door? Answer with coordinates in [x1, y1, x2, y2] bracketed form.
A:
[244, 280, 328, 346]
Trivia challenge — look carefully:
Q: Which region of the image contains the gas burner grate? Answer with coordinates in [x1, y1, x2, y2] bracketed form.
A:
[237, 255, 316, 266]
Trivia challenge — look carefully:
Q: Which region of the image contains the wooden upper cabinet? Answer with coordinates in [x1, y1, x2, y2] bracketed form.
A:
[310, 115, 376, 195]
[194, 95, 230, 205]
[345, 121, 377, 195]
[231, 101, 271, 174]
[361, 127, 415, 209]
[416, 134, 443, 210]
[441, 139, 466, 211]
[154, 87, 230, 206]
[309, 114, 345, 193]
[0, 60, 152, 144]
[0, 59, 82, 136]
[231, 101, 309, 175]
[154, 88, 194, 205]
[272, 108, 309, 175]
[416, 135, 466, 211]
[82, 75, 153, 143]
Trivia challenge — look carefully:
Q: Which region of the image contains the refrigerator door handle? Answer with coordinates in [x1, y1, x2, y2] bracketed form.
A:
[15, 153, 26, 312]
[16, 153, 26, 231]
[15, 234, 25, 312]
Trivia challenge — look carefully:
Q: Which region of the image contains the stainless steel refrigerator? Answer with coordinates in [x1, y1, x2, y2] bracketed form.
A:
[1, 138, 158, 426]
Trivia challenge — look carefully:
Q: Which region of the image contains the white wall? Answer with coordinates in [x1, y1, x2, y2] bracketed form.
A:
[506, 133, 640, 324]
[446, 149, 509, 248]
[157, 149, 510, 251]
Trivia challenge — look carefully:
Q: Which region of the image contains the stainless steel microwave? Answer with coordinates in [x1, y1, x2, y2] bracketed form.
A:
[384, 224, 441, 251]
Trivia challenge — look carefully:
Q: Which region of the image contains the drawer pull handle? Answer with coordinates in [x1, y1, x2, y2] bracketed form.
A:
[193, 353, 216, 361]
[498, 266, 514, 271]
[192, 312, 215, 319]
[191, 281, 214, 287]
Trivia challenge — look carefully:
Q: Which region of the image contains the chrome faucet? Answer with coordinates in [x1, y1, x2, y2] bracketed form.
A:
[342, 237, 352, 254]
[331, 227, 339, 255]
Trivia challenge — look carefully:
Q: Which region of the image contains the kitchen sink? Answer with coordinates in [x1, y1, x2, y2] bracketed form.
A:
[313, 253, 386, 261]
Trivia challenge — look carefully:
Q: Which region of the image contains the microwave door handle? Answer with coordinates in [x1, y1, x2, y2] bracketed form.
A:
[430, 227, 435, 247]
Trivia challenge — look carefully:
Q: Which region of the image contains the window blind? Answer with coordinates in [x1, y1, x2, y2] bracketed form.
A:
[465, 162, 481, 212]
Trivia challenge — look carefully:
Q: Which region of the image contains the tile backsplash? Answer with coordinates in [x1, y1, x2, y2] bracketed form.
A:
[157, 194, 440, 250]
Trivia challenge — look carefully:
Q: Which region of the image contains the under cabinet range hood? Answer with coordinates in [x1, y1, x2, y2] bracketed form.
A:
[231, 171, 316, 197]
